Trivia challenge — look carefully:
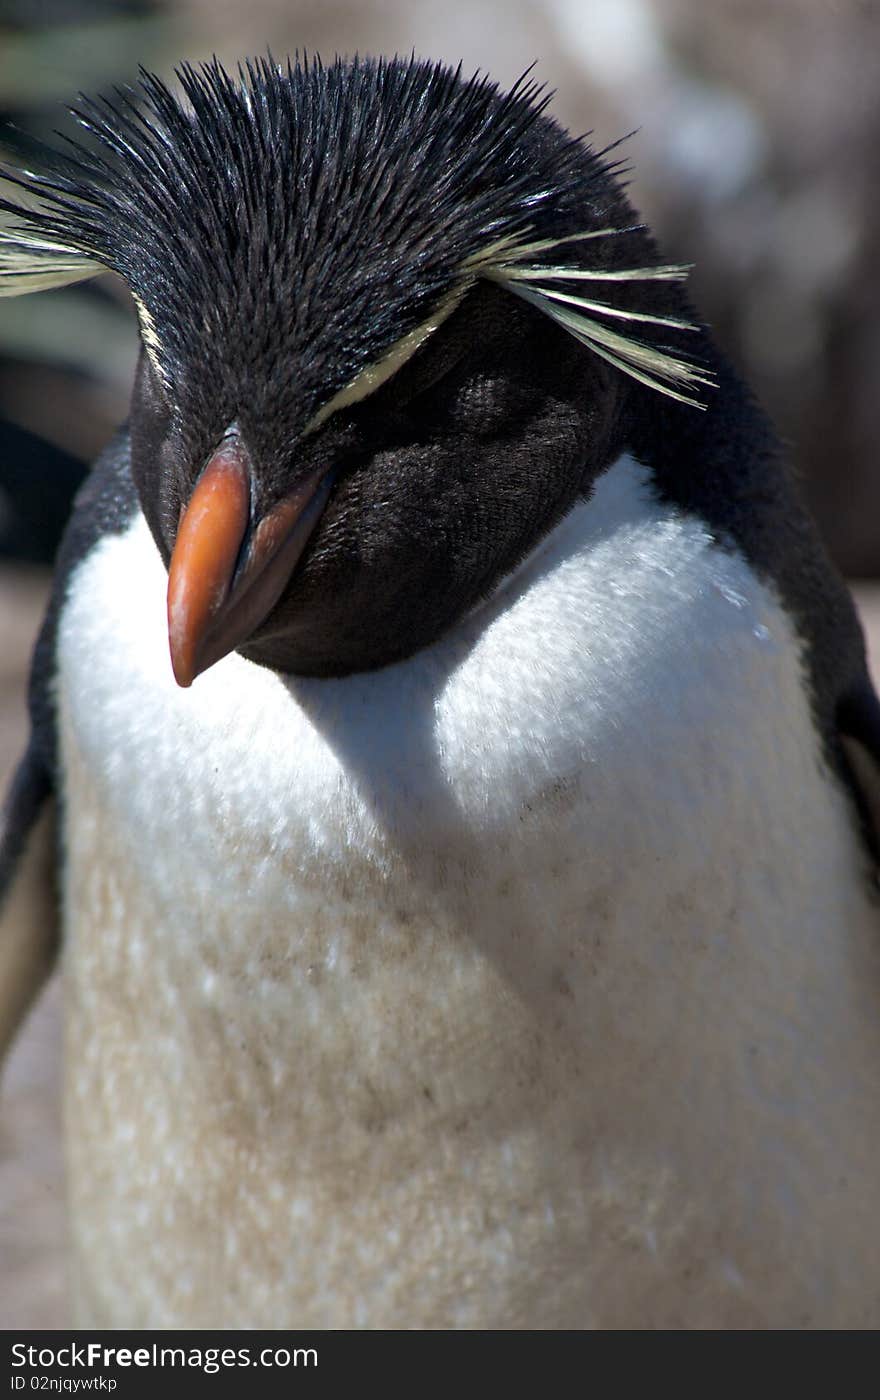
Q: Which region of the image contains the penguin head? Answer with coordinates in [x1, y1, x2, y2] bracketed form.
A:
[0, 56, 714, 683]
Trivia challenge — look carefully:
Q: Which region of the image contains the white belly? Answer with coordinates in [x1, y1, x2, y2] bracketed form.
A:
[57, 454, 880, 1327]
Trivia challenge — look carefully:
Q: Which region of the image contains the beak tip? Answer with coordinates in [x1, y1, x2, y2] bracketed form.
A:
[170, 650, 195, 689]
[168, 609, 197, 688]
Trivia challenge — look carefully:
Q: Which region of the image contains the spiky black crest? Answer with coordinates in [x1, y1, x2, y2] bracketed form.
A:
[0, 55, 713, 409]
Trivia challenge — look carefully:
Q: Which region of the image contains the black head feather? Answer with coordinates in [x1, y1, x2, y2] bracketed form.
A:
[1, 56, 702, 413]
[0, 56, 713, 676]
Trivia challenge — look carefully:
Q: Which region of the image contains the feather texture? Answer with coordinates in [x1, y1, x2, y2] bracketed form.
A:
[0, 57, 715, 409]
[476, 231, 715, 407]
[0, 186, 102, 294]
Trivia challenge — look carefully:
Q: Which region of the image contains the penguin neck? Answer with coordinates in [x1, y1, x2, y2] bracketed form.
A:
[622, 344, 781, 565]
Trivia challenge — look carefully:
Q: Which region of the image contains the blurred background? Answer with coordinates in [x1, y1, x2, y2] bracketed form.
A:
[1, 0, 879, 1326]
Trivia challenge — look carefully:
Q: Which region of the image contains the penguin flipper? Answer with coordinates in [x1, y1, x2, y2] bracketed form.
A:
[0, 428, 138, 1068]
[838, 674, 880, 866]
[0, 746, 57, 1064]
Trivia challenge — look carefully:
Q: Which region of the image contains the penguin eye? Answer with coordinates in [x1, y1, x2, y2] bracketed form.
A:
[339, 281, 519, 429]
[374, 328, 476, 419]
[301, 275, 522, 439]
[377, 287, 543, 433]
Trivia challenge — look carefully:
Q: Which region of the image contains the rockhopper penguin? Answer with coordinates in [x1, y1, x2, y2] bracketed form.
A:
[2, 56, 880, 1328]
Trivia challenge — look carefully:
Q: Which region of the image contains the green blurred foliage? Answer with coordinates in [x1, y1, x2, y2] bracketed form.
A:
[0, 1, 182, 456]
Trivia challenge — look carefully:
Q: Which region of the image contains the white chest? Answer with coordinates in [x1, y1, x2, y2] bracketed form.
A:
[56, 454, 880, 1327]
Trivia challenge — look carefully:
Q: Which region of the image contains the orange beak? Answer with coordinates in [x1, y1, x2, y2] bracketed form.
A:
[167, 433, 334, 687]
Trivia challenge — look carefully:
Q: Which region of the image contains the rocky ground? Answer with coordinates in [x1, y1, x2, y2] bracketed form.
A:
[2, 567, 880, 1327]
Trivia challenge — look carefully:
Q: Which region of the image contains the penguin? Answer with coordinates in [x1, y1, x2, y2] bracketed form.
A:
[2, 55, 880, 1329]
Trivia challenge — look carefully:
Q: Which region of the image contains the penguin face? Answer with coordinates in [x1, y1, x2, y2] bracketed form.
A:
[131, 279, 621, 681]
[0, 56, 714, 682]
